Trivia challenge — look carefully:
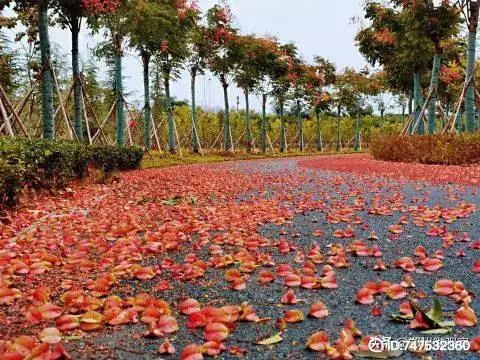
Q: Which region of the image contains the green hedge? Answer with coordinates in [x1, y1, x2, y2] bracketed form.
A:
[0, 138, 144, 207]
[370, 134, 480, 165]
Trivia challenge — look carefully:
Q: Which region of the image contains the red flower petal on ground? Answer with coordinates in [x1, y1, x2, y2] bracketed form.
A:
[356, 288, 374, 305]
[423, 258, 443, 271]
[158, 338, 175, 354]
[371, 307, 382, 316]
[306, 331, 329, 351]
[181, 344, 203, 360]
[473, 260, 480, 273]
[455, 302, 477, 327]
[258, 270, 275, 283]
[39, 327, 62, 344]
[309, 302, 328, 319]
[386, 284, 407, 300]
[285, 273, 301, 287]
[410, 311, 430, 329]
[280, 289, 299, 304]
[284, 309, 304, 323]
[434, 279, 455, 296]
[181, 298, 201, 315]
[204, 323, 229, 343]
[201, 341, 226, 356]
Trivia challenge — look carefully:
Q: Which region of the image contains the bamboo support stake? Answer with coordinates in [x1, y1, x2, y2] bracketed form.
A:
[210, 130, 223, 151]
[51, 65, 75, 140]
[151, 114, 162, 151]
[410, 89, 433, 134]
[173, 116, 182, 156]
[92, 101, 116, 143]
[0, 85, 30, 137]
[81, 91, 92, 144]
[80, 80, 109, 145]
[266, 131, 275, 154]
[0, 96, 14, 136]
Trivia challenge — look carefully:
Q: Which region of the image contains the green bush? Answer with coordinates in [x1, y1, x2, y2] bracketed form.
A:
[370, 134, 480, 165]
[0, 138, 144, 207]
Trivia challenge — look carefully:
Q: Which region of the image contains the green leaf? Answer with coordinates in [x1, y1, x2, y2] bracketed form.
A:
[426, 298, 442, 323]
[421, 328, 452, 334]
[388, 313, 414, 323]
[256, 332, 283, 345]
[352, 349, 403, 358]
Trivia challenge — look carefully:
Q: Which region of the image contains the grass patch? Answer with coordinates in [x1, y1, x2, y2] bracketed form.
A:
[142, 148, 363, 169]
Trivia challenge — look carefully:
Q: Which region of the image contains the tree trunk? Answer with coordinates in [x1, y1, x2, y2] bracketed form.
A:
[444, 102, 449, 129]
[164, 67, 175, 153]
[38, 1, 54, 139]
[115, 34, 124, 147]
[380, 109, 384, 132]
[456, 110, 462, 134]
[279, 99, 286, 152]
[191, 67, 199, 153]
[71, 17, 83, 141]
[413, 72, 424, 135]
[427, 53, 441, 134]
[261, 93, 267, 153]
[297, 99, 304, 151]
[466, 3, 478, 132]
[316, 110, 322, 151]
[220, 74, 232, 152]
[142, 51, 151, 150]
[408, 91, 413, 115]
[244, 89, 252, 152]
[336, 105, 341, 151]
[354, 109, 360, 151]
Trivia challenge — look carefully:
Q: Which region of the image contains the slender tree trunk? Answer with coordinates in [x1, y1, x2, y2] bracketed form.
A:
[261, 93, 267, 153]
[71, 17, 83, 141]
[38, 1, 54, 139]
[336, 105, 341, 151]
[279, 98, 286, 152]
[191, 67, 199, 153]
[244, 89, 252, 152]
[466, 4, 478, 132]
[220, 74, 232, 152]
[297, 99, 304, 151]
[142, 51, 151, 150]
[380, 109, 384, 132]
[115, 34, 124, 147]
[413, 72, 424, 135]
[427, 53, 441, 134]
[315, 110, 322, 151]
[354, 109, 360, 151]
[164, 67, 175, 153]
[408, 91, 413, 115]
[444, 102, 449, 129]
[456, 110, 462, 134]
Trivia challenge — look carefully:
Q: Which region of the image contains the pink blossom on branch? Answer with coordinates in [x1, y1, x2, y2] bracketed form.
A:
[82, 0, 120, 14]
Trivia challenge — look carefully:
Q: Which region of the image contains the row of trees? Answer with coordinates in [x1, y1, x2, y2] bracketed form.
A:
[356, 0, 478, 135]
[0, 0, 409, 154]
[3, 1, 477, 154]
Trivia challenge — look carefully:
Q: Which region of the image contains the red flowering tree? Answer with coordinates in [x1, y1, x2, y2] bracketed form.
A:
[1, 0, 56, 138]
[186, 22, 210, 153]
[235, 35, 281, 152]
[126, 0, 178, 150]
[289, 60, 324, 151]
[312, 56, 336, 151]
[205, 3, 241, 152]
[49, 0, 120, 141]
[156, 0, 199, 153]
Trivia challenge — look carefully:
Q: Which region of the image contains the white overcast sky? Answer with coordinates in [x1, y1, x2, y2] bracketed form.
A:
[7, 0, 368, 112]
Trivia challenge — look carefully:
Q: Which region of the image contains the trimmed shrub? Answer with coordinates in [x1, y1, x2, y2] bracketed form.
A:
[370, 134, 480, 165]
[0, 138, 144, 207]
